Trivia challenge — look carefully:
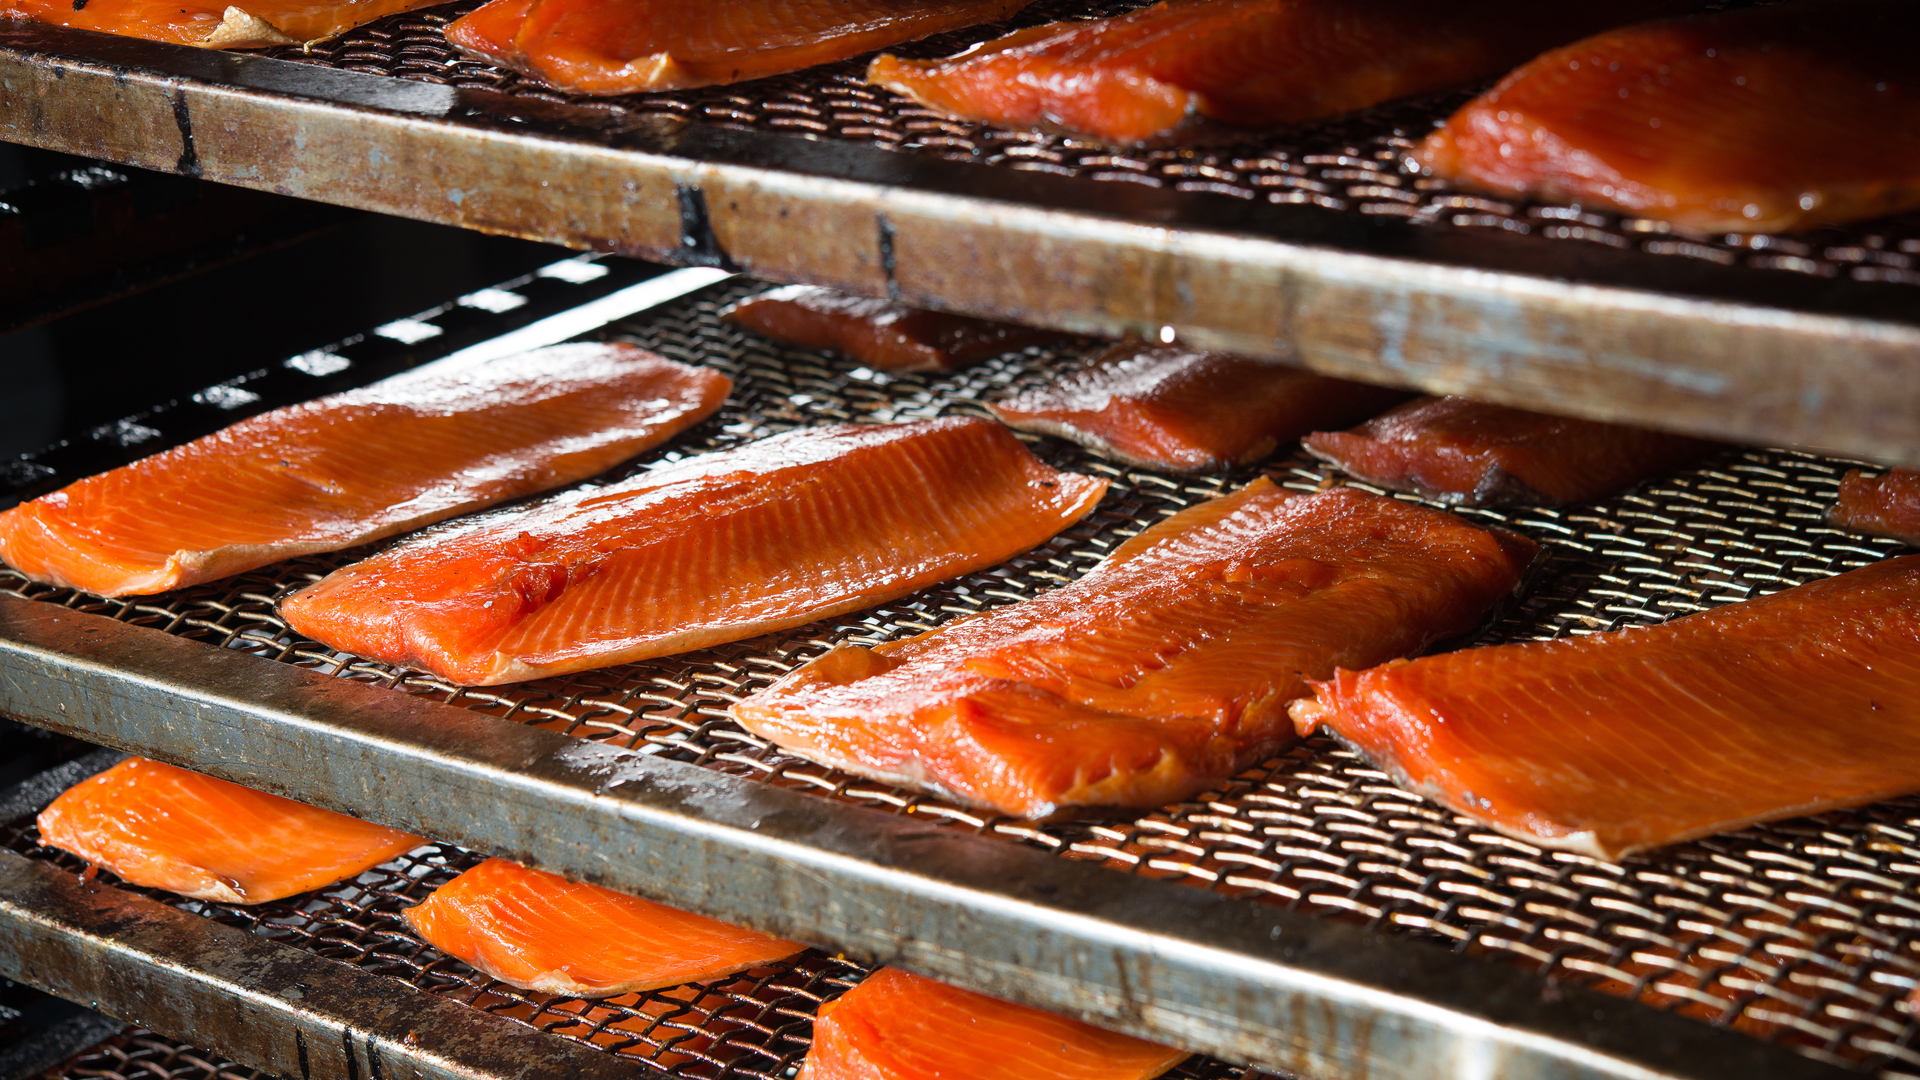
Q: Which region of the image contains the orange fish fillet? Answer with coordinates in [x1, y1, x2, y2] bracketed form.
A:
[405, 858, 802, 997]
[281, 418, 1105, 686]
[446, 0, 1032, 97]
[1301, 396, 1718, 507]
[1828, 469, 1920, 546]
[802, 968, 1186, 1080]
[1290, 555, 1920, 861]
[722, 286, 1062, 374]
[733, 482, 1535, 819]
[0, 344, 729, 598]
[3, 0, 438, 46]
[867, 0, 1692, 146]
[990, 343, 1409, 472]
[37, 758, 422, 904]
[1415, 0, 1920, 232]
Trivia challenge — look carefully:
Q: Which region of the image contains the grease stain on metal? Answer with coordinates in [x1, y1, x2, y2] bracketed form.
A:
[168, 85, 199, 177]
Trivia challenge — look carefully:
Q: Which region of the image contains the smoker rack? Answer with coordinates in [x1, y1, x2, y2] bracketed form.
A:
[3, 3, 1920, 464]
[0, 270, 1914, 1080]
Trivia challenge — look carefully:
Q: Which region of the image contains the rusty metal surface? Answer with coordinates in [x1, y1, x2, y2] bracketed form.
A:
[2, 15, 1920, 463]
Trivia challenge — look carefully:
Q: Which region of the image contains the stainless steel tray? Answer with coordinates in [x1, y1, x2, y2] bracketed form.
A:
[3, 6, 1919, 464]
[0, 267, 1913, 1080]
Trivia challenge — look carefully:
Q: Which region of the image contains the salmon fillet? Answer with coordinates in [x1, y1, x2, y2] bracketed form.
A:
[722, 286, 1062, 373]
[405, 858, 802, 997]
[990, 343, 1409, 472]
[1415, 0, 1920, 232]
[280, 418, 1105, 686]
[0, 344, 730, 598]
[37, 758, 422, 904]
[1290, 556, 1920, 861]
[3, 0, 438, 46]
[801, 968, 1186, 1080]
[446, 0, 1032, 96]
[1301, 396, 1718, 507]
[1828, 469, 1920, 546]
[733, 482, 1535, 819]
[867, 0, 1692, 146]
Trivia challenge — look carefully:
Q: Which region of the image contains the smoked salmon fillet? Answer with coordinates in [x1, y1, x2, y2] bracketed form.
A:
[733, 482, 1535, 819]
[37, 758, 422, 904]
[405, 858, 802, 997]
[990, 343, 1408, 472]
[0, 344, 729, 598]
[801, 968, 1186, 1080]
[1415, 0, 1920, 233]
[1828, 469, 1920, 546]
[867, 0, 1692, 146]
[280, 418, 1105, 686]
[722, 286, 1061, 374]
[4, 0, 439, 47]
[1290, 555, 1920, 861]
[446, 0, 1033, 97]
[1301, 396, 1718, 507]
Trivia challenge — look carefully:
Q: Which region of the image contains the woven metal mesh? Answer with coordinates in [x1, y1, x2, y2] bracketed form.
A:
[257, 0, 1920, 293]
[6, 278, 1920, 1076]
[34, 1028, 265, 1080]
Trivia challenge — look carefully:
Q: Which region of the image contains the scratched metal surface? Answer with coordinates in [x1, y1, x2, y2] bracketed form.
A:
[2, 276, 1919, 1076]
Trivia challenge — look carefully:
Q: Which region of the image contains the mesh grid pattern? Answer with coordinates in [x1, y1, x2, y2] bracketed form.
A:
[6, 279, 1920, 1076]
[35, 1028, 265, 1080]
[256, 0, 1920, 293]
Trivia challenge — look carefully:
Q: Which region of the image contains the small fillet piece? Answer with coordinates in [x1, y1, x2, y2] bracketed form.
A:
[2, 0, 435, 46]
[281, 418, 1106, 686]
[446, 0, 1033, 97]
[37, 758, 422, 904]
[0, 344, 730, 598]
[734, 482, 1535, 819]
[1291, 555, 1920, 861]
[405, 858, 803, 997]
[1828, 469, 1920, 546]
[1301, 396, 1717, 507]
[867, 0, 1692, 146]
[721, 286, 1062, 374]
[1415, 0, 1920, 233]
[803, 968, 1185, 1080]
[990, 343, 1409, 472]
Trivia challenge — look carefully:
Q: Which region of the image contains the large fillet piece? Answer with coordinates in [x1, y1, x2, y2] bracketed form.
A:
[281, 418, 1106, 686]
[446, 0, 1032, 96]
[734, 482, 1535, 819]
[405, 858, 802, 997]
[722, 286, 1061, 373]
[990, 343, 1408, 472]
[867, 0, 1691, 146]
[1828, 469, 1920, 546]
[4, 0, 441, 47]
[800, 967, 1186, 1080]
[1291, 556, 1920, 861]
[1415, 0, 1920, 232]
[1302, 396, 1718, 507]
[38, 758, 423, 904]
[0, 344, 730, 598]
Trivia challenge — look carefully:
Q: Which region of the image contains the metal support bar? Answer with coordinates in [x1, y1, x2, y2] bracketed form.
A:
[0, 596, 1849, 1080]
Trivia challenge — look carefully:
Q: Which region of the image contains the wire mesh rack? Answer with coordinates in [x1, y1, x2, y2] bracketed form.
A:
[35, 1028, 263, 1080]
[4, 277, 1920, 1077]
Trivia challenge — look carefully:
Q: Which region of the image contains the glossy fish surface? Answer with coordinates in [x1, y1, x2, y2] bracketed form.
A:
[1291, 556, 1920, 861]
[733, 482, 1535, 819]
[722, 286, 1062, 373]
[867, 0, 1690, 145]
[3, 0, 438, 46]
[1415, 0, 1920, 232]
[281, 418, 1106, 686]
[405, 858, 803, 997]
[1828, 469, 1920, 546]
[800, 967, 1186, 1080]
[447, 0, 1031, 96]
[1301, 396, 1718, 507]
[990, 343, 1409, 472]
[37, 758, 422, 904]
[0, 344, 730, 598]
